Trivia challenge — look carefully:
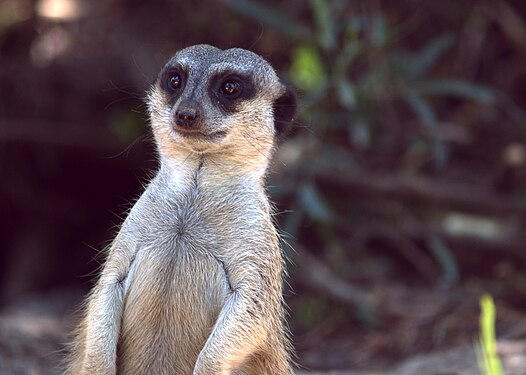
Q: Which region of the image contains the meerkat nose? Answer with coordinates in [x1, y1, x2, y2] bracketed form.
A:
[175, 99, 201, 129]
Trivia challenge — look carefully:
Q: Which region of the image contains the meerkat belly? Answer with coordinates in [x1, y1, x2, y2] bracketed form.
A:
[117, 242, 230, 375]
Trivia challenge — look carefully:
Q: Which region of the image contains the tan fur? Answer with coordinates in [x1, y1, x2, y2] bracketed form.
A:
[65, 45, 295, 375]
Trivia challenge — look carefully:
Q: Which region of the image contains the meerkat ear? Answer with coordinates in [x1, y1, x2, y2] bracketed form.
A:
[273, 86, 297, 137]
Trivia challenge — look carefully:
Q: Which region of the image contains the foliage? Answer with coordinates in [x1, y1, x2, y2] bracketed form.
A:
[225, 0, 502, 287]
[476, 294, 504, 375]
[226, 0, 497, 165]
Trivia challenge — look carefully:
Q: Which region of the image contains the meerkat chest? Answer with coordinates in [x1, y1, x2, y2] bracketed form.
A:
[122, 186, 235, 314]
[122, 242, 230, 323]
[117, 190, 234, 372]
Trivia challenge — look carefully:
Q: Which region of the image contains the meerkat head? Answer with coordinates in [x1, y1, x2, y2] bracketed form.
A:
[148, 44, 296, 164]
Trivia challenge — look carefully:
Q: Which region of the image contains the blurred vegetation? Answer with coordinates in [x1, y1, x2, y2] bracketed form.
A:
[227, 0, 525, 287]
[1, 0, 526, 371]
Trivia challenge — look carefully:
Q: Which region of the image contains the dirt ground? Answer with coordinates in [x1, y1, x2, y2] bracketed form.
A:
[0, 286, 524, 375]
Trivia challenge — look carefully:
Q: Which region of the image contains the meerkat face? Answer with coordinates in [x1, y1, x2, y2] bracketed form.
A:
[148, 45, 296, 157]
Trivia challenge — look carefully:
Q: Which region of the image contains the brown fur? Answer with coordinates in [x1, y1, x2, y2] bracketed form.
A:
[65, 45, 296, 375]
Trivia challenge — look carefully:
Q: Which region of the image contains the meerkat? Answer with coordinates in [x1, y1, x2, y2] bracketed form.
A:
[65, 44, 297, 375]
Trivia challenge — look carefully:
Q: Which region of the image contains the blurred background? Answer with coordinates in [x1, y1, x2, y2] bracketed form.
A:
[1, 0, 526, 374]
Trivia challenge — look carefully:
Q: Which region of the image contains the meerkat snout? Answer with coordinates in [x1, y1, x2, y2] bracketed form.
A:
[174, 99, 202, 130]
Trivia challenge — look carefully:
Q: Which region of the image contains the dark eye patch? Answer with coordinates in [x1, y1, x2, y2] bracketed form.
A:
[209, 70, 256, 113]
[158, 64, 188, 106]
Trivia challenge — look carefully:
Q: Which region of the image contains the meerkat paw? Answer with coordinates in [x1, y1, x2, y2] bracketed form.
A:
[193, 353, 231, 375]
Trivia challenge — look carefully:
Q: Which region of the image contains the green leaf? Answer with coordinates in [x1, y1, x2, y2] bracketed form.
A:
[477, 294, 504, 375]
[403, 33, 455, 78]
[299, 183, 333, 224]
[336, 78, 357, 109]
[289, 44, 327, 91]
[283, 207, 304, 241]
[348, 116, 370, 148]
[223, 0, 311, 40]
[404, 89, 438, 125]
[481, 295, 497, 356]
[429, 234, 458, 286]
[337, 38, 360, 68]
[370, 15, 388, 46]
[403, 88, 447, 167]
[309, 0, 336, 50]
[412, 79, 496, 103]
[345, 15, 367, 37]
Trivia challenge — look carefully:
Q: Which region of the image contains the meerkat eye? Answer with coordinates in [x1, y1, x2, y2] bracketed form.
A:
[220, 80, 241, 98]
[168, 73, 182, 90]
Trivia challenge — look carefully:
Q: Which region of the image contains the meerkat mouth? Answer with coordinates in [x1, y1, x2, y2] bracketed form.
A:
[175, 128, 227, 142]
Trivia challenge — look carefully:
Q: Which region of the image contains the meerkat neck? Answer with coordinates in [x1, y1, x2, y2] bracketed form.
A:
[159, 152, 267, 193]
